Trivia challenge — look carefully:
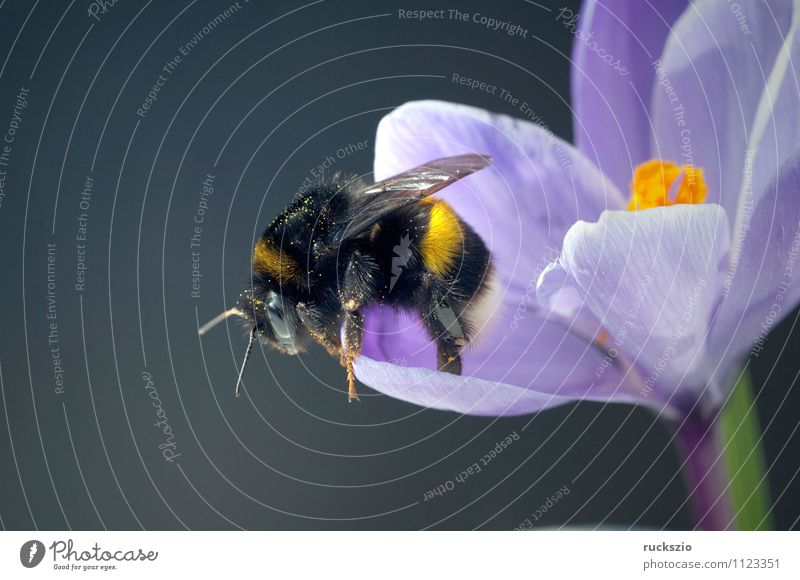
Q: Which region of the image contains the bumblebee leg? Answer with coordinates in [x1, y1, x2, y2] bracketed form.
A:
[340, 250, 377, 402]
[425, 293, 466, 375]
[296, 302, 341, 357]
[342, 309, 364, 402]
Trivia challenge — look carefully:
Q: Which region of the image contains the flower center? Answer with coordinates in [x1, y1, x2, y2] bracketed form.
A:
[627, 159, 707, 211]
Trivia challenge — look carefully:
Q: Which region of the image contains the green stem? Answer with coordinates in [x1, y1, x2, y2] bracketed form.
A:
[718, 371, 774, 530]
[674, 371, 773, 530]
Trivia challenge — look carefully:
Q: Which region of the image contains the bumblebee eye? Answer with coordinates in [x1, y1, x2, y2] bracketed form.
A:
[267, 294, 297, 354]
[267, 303, 290, 338]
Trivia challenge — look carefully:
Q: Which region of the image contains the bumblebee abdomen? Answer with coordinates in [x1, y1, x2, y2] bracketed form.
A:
[418, 198, 464, 277]
[370, 198, 493, 308]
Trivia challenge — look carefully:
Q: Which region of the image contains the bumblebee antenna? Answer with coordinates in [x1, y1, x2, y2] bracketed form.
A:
[234, 326, 258, 398]
[198, 307, 244, 336]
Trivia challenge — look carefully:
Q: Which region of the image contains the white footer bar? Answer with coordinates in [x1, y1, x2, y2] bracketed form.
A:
[1, 531, 798, 578]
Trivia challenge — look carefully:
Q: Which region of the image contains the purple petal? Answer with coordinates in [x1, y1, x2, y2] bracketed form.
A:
[547, 204, 731, 403]
[650, 0, 794, 222]
[353, 356, 645, 417]
[374, 101, 626, 249]
[351, 101, 631, 415]
[536, 260, 586, 320]
[536, 260, 607, 348]
[570, 0, 689, 192]
[740, 6, 800, 215]
[709, 146, 800, 373]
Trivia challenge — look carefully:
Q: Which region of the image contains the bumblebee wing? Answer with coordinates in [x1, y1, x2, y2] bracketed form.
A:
[335, 153, 490, 242]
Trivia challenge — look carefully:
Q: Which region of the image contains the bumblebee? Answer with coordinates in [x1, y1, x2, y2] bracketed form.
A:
[200, 154, 496, 402]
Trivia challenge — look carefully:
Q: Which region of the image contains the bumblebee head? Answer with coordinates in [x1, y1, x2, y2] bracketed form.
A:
[238, 288, 304, 356]
[198, 287, 307, 398]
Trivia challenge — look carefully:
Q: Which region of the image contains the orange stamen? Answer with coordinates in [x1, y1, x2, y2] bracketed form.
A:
[627, 159, 707, 211]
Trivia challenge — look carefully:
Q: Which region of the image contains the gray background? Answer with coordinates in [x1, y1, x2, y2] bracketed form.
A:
[0, 0, 798, 530]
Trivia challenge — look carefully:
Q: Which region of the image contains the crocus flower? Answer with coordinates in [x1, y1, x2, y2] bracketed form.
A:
[353, 0, 800, 529]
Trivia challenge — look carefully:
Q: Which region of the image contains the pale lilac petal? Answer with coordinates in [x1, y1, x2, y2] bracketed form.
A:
[536, 261, 585, 320]
[739, 6, 800, 216]
[709, 146, 800, 373]
[353, 356, 645, 417]
[357, 299, 628, 414]
[351, 101, 632, 415]
[373, 100, 626, 254]
[552, 204, 731, 402]
[650, 0, 794, 222]
[536, 260, 607, 346]
[571, 0, 689, 192]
